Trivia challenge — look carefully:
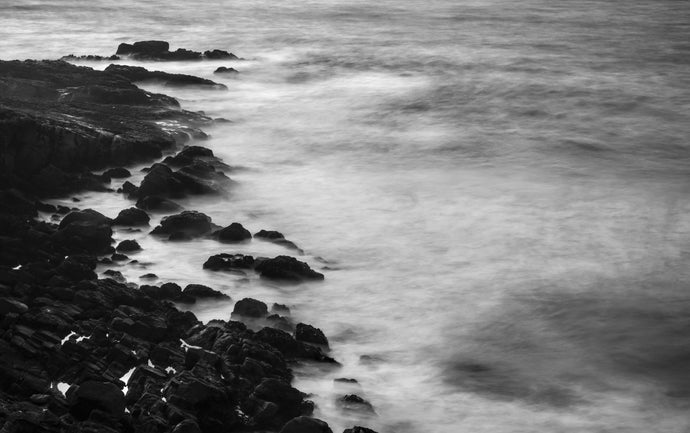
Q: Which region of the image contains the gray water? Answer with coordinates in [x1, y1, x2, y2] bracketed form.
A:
[3, 0, 690, 431]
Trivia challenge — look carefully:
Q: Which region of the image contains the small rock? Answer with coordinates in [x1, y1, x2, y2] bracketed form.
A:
[203, 253, 254, 271]
[255, 256, 324, 281]
[343, 427, 379, 433]
[214, 222, 251, 242]
[151, 211, 214, 237]
[102, 167, 131, 179]
[214, 66, 239, 74]
[140, 273, 158, 280]
[116, 239, 141, 252]
[336, 394, 375, 414]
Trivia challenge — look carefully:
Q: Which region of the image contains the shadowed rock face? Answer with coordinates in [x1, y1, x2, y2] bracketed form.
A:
[105, 64, 227, 89]
[0, 60, 210, 196]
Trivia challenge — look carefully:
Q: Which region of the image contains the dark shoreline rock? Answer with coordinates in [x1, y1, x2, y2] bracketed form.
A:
[105, 64, 227, 89]
[0, 53, 339, 433]
[115, 40, 240, 62]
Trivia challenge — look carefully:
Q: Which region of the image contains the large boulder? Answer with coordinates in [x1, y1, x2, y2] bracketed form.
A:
[113, 207, 150, 226]
[151, 211, 214, 238]
[252, 379, 305, 427]
[255, 256, 324, 281]
[232, 298, 268, 318]
[137, 163, 181, 199]
[53, 209, 113, 254]
[255, 229, 301, 251]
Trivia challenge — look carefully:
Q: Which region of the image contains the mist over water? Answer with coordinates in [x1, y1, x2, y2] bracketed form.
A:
[3, 0, 690, 431]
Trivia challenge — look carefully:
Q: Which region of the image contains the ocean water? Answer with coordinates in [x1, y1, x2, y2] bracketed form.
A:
[3, 0, 690, 432]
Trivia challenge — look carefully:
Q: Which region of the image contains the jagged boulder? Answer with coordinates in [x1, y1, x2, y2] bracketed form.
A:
[255, 256, 324, 281]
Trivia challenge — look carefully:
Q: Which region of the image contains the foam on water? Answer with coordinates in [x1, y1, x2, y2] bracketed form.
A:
[5, 0, 690, 431]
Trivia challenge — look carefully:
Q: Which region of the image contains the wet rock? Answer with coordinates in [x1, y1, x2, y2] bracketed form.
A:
[254, 230, 301, 251]
[334, 378, 359, 385]
[151, 211, 214, 238]
[139, 273, 158, 280]
[135, 195, 182, 213]
[204, 49, 238, 60]
[280, 416, 333, 433]
[272, 303, 290, 314]
[214, 222, 251, 242]
[116, 40, 170, 56]
[137, 163, 179, 199]
[102, 167, 131, 179]
[111, 253, 128, 261]
[115, 239, 141, 252]
[295, 323, 329, 347]
[59, 209, 112, 229]
[182, 284, 229, 300]
[105, 64, 227, 89]
[252, 379, 305, 427]
[103, 269, 125, 283]
[172, 419, 202, 433]
[121, 181, 139, 197]
[214, 66, 238, 74]
[112, 207, 150, 226]
[343, 427, 379, 433]
[336, 394, 375, 414]
[203, 253, 255, 271]
[67, 381, 125, 420]
[232, 298, 268, 318]
[255, 256, 324, 281]
[0, 298, 29, 315]
[56, 255, 98, 281]
[163, 145, 215, 167]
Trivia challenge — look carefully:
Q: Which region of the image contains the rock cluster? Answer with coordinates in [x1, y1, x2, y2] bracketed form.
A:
[0, 55, 378, 433]
[116, 40, 240, 61]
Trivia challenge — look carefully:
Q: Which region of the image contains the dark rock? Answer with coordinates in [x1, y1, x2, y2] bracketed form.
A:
[112, 207, 150, 226]
[255, 256, 324, 281]
[121, 181, 139, 197]
[334, 378, 359, 384]
[137, 163, 178, 199]
[343, 427, 379, 433]
[0, 298, 29, 315]
[255, 229, 301, 251]
[295, 323, 329, 347]
[214, 66, 238, 74]
[164, 145, 214, 167]
[116, 40, 169, 56]
[135, 195, 182, 213]
[232, 298, 268, 318]
[102, 167, 131, 179]
[172, 419, 202, 433]
[56, 255, 98, 281]
[214, 222, 251, 242]
[36, 201, 57, 213]
[336, 394, 375, 414]
[139, 273, 157, 280]
[59, 209, 112, 229]
[151, 211, 213, 237]
[68, 381, 125, 420]
[204, 50, 238, 60]
[203, 253, 254, 271]
[182, 284, 229, 299]
[253, 379, 305, 426]
[103, 269, 125, 282]
[105, 64, 227, 89]
[115, 239, 141, 252]
[280, 416, 333, 433]
[111, 253, 128, 261]
[272, 303, 290, 314]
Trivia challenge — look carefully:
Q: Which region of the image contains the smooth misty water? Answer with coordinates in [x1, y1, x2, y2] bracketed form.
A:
[3, 0, 690, 432]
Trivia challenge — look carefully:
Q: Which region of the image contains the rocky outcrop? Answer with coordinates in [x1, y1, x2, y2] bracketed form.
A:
[255, 255, 324, 281]
[0, 60, 210, 197]
[105, 64, 227, 89]
[150, 210, 216, 239]
[115, 40, 240, 61]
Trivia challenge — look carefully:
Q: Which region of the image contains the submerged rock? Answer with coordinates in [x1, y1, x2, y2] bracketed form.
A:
[214, 66, 239, 74]
[336, 394, 376, 414]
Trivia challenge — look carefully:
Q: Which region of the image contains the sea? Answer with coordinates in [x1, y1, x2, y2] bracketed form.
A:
[2, 0, 690, 432]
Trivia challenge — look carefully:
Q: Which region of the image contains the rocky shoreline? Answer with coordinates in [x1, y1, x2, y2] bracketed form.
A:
[0, 43, 376, 433]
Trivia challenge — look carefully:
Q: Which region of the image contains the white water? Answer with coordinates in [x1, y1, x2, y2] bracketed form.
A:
[3, 0, 690, 432]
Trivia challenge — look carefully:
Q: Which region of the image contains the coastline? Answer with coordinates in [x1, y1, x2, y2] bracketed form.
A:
[0, 44, 375, 433]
